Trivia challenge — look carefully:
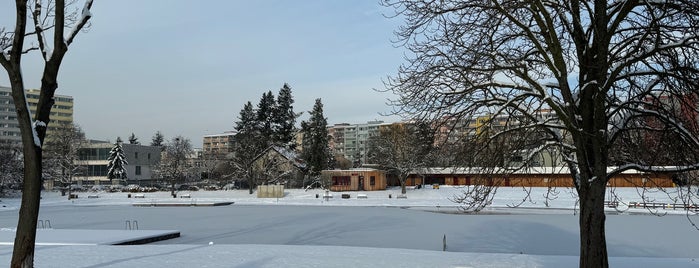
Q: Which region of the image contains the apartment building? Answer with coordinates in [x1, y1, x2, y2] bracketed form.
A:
[202, 131, 236, 158]
[328, 121, 387, 165]
[0, 86, 20, 143]
[0, 86, 74, 144]
[26, 89, 74, 137]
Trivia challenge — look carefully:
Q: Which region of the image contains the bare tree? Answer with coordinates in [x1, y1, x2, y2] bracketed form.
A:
[0, 142, 23, 197]
[367, 121, 434, 194]
[0, 1, 93, 266]
[382, 0, 699, 267]
[157, 136, 194, 197]
[199, 151, 222, 182]
[43, 122, 85, 199]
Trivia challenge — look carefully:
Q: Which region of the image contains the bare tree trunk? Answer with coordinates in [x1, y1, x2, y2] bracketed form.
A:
[11, 146, 42, 268]
[171, 180, 176, 198]
[578, 180, 608, 268]
[5, 44, 45, 268]
[248, 166, 254, 194]
[1, 2, 41, 267]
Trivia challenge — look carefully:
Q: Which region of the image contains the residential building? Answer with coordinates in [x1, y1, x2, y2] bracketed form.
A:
[26, 89, 74, 138]
[251, 145, 306, 188]
[72, 140, 162, 186]
[0, 86, 20, 143]
[202, 131, 236, 158]
[327, 121, 387, 165]
[0, 86, 74, 144]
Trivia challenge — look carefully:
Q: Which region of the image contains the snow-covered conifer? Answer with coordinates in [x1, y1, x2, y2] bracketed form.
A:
[107, 138, 128, 181]
[273, 83, 300, 149]
[301, 99, 332, 178]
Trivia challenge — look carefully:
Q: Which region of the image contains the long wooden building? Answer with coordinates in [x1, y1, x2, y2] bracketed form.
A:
[398, 167, 676, 188]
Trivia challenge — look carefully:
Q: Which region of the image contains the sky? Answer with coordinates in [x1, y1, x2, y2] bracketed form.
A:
[0, 0, 406, 147]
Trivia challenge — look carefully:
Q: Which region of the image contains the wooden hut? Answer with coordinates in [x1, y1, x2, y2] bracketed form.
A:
[322, 169, 387, 192]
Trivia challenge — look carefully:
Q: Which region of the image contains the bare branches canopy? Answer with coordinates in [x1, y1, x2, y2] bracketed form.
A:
[382, 0, 699, 267]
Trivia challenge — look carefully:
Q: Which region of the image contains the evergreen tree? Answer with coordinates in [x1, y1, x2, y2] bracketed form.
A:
[128, 133, 140, 145]
[256, 91, 276, 148]
[151, 131, 165, 146]
[273, 83, 299, 149]
[232, 101, 265, 194]
[107, 137, 128, 181]
[301, 99, 333, 178]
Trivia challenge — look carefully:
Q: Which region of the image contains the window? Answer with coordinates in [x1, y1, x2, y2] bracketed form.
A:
[370, 176, 375, 186]
[135, 152, 139, 159]
[147, 153, 151, 160]
[135, 166, 142, 175]
[82, 165, 107, 176]
[332, 176, 351, 186]
[78, 148, 110, 160]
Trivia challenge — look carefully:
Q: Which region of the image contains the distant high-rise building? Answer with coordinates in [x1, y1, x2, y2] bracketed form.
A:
[202, 131, 236, 158]
[0, 86, 20, 143]
[0, 86, 74, 144]
[327, 121, 387, 165]
[26, 89, 74, 137]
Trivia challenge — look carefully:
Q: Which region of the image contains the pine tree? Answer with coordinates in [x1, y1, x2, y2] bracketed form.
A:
[151, 131, 165, 146]
[107, 137, 128, 181]
[128, 133, 140, 145]
[233, 101, 265, 194]
[273, 83, 299, 149]
[256, 91, 276, 148]
[301, 99, 333, 178]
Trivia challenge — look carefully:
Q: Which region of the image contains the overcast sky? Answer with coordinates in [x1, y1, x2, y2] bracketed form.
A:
[0, 0, 405, 147]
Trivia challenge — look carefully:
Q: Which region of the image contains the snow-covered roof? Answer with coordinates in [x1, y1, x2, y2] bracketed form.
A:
[420, 166, 672, 175]
[324, 168, 381, 172]
[254, 145, 306, 169]
[203, 131, 237, 138]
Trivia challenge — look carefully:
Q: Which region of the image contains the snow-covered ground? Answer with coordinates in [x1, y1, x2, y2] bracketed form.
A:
[0, 186, 697, 267]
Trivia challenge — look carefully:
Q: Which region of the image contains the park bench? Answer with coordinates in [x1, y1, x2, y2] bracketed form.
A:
[133, 194, 145, 198]
[357, 194, 368, 199]
[180, 194, 191, 198]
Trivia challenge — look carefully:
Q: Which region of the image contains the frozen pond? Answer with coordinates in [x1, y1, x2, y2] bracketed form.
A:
[1, 204, 698, 258]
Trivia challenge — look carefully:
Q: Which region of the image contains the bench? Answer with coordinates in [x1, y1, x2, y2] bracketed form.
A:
[357, 194, 368, 199]
[397, 194, 408, 199]
[604, 200, 618, 208]
[133, 194, 145, 198]
[180, 194, 191, 198]
[341, 194, 350, 199]
[87, 195, 99, 199]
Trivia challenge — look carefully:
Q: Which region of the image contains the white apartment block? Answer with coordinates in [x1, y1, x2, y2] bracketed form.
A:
[328, 120, 388, 165]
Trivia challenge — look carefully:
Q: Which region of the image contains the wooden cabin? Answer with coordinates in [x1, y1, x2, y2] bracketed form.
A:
[322, 169, 387, 192]
[397, 167, 675, 188]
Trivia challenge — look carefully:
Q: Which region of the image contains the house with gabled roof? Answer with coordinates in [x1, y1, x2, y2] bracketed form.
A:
[251, 145, 306, 188]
